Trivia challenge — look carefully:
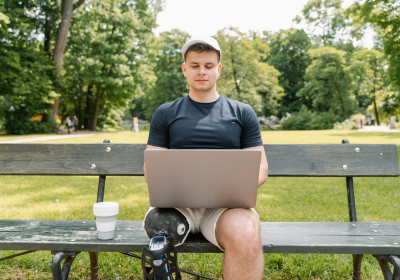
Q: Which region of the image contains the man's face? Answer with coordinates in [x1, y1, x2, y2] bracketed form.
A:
[182, 51, 222, 93]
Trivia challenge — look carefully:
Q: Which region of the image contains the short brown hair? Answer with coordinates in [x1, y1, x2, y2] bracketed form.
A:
[184, 43, 220, 63]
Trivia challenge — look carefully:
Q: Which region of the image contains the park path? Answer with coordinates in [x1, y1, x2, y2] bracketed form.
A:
[358, 125, 399, 132]
[0, 132, 98, 143]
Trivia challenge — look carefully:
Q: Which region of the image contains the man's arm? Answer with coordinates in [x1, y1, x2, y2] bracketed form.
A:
[143, 144, 167, 183]
[243, 145, 268, 187]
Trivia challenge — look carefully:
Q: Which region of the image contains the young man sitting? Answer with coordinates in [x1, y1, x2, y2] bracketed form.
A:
[143, 36, 268, 280]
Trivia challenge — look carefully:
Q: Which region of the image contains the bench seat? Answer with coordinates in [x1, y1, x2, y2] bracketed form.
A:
[2, 220, 400, 255]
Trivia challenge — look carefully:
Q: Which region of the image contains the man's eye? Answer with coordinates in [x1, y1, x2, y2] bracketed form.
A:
[192, 66, 198, 68]
[206, 67, 212, 69]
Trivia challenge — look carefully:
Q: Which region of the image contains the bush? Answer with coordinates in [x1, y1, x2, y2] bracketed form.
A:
[5, 107, 58, 135]
[333, 114, 365, 130]
[281, 108, 342, 130]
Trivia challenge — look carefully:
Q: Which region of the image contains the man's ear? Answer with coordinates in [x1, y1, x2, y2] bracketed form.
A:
[217, 63, 222, 77]
[182, 63, 187, 77]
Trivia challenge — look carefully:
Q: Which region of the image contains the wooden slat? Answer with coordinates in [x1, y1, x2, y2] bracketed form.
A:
[2, 220, 400, 254]
[0, 144, 146, 176]
[0, 220, 219, 253]
[0, 144, 398, 176]
[264, 144, 400, 177]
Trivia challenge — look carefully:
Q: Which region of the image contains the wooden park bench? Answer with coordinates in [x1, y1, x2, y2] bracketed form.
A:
[0, 139, 399, 280]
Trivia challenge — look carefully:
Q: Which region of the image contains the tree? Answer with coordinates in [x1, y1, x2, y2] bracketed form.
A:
[48, 0, 85, 121]
[0, 0, 59, 134]
[297, 46, 353, 118]
[349, 49, 390, 124]
[63, 0, 160, 130]
[215, 28, 283, 116]
[294, 0, 362, 46]
[142, 29, 190, 119]
[349, 0, 400, 90]
[266, 28, 311, 117]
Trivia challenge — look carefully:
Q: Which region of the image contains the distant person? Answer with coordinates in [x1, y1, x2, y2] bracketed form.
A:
[366, 116, 371, 126]
[132, 117, 139, 132]
[370, 113, 376, 125]
[73, 116, 79, 132]
[65, 116, 72, 134]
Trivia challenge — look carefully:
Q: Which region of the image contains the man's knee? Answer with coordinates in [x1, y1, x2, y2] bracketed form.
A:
[216, 209, 261, 256]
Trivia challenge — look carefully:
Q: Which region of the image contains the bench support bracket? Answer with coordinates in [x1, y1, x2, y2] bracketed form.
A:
[343, 139, 365, 280]
[51, 251, 80, 280]
[352, 254, 364, 280]
[373, 255, 400, 280]
[88, 252, 99, 280]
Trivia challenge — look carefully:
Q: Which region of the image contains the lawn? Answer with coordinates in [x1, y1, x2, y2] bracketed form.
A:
[0, 130, 399, 279]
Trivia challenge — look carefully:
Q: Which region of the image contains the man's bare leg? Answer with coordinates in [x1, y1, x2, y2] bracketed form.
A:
[216, 208, 264, 280]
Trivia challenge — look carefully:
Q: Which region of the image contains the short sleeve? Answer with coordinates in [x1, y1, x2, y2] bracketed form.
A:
[240, 105, 263, 148]
[147, 105, 169, 148]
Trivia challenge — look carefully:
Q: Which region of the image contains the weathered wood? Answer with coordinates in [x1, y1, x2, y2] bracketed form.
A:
[0, 144, 398, 177]
[264, 144, 400, 177]
[2, 220, 400, 254]
[0, 144, 146, 176]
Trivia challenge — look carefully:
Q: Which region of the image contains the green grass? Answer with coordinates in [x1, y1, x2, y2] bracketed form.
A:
[1, 130, 400, 279]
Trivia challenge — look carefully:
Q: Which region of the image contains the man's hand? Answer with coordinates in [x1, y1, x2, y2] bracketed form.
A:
[244, 145, 268, 187]
[143, 144, 167, 183]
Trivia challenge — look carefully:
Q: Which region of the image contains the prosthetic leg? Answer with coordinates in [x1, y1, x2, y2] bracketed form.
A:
[142, 208, 190, 280]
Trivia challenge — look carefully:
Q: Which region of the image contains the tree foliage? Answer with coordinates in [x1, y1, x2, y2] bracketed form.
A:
[142, 29, 190, 119]
[297, 47, 353, 118]
[266, 28, 311, 117]
[215, 28, 283, 116]
[349, 0, 400, 88]
[62, 0, 161, 130]
[349, 49, 391, 124]
[1, 0, 399, 133]
[0, 0, 59, 134]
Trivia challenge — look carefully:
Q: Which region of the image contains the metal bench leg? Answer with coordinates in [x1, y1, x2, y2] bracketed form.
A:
[389, 256, 400, 280]
[373, 255, 393, 280]
[88, 252, 99, 280]
[352, 254, 364, 280]
[51, 251, 80, 280]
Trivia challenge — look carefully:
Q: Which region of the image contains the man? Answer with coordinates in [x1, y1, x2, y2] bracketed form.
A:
[65, 115, 72, 134]
[143, 36, 268, 279]
[73, 115, 79, 132]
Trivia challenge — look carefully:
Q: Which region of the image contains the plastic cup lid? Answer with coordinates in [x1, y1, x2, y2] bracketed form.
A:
[93, 202, 119, 216]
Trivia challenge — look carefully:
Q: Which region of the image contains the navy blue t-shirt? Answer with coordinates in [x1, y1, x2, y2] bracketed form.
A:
[147, 95, 263, 149]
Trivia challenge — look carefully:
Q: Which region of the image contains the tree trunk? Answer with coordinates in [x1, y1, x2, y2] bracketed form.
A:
[44, 5, 52, 58]
[373, 96, 380, 126]
[49, 0, 85, 121]
[91, 88, 102, 131]
[372, 67, 380, 126]
[84, 85, 93, 130]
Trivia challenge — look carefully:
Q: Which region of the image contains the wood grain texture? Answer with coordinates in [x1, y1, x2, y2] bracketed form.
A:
[0, 144, 146, 176]
[264, 144, 399, 177]
[2, 220, 400, 254]
[0, 143, 398, 177]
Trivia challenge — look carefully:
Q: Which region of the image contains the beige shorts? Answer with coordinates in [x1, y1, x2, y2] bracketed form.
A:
[143, 207, 258, 251]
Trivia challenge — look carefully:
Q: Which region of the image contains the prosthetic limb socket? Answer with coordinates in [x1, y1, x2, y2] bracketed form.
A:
[142, 208, 190, 280]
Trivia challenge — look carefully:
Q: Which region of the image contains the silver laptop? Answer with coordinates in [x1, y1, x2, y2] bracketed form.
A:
[144, 149, 261, 208]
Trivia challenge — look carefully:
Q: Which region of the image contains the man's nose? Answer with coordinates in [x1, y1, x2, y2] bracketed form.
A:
[198, 66, 206, 75]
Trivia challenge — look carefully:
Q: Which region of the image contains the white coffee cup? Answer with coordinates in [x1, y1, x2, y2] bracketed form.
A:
[93, 202, 119, 240]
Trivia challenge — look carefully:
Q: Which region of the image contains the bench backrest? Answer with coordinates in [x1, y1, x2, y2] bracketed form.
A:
[0, 143, 398, 177]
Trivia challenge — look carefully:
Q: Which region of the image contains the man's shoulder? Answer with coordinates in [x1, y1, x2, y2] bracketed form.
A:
[156, 96, 187, 113]
[220, 95, 254, 113]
